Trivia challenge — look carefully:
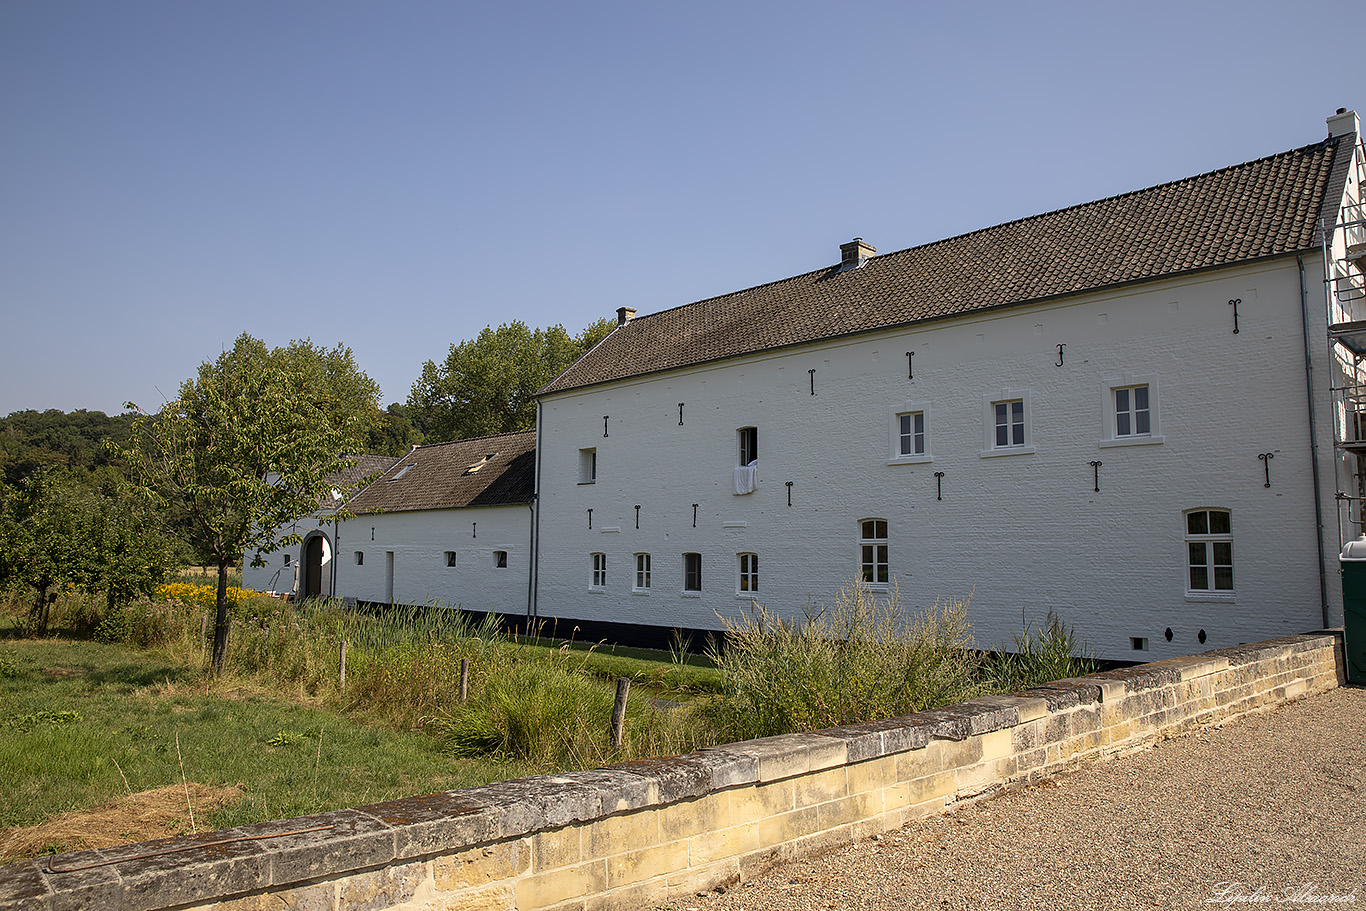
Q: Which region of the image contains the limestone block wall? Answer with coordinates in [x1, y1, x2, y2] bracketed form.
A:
[0, 631, 1343, 911]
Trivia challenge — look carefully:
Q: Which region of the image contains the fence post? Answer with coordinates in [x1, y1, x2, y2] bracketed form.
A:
[459, 657, 469, 703]
[610, 677, 630, 749]
[339, 640, 347, 691]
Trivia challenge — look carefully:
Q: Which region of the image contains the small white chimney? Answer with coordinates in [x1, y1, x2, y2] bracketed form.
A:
[1328, 108, 1359, 139]
[616, 307, 637, 326]
[839, 238, 876, 271]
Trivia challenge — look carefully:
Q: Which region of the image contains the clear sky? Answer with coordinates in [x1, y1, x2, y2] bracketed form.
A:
[1, 1, 1360, 417]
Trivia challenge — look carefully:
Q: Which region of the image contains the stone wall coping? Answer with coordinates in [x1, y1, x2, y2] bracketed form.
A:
[0, 630, 1344, 911]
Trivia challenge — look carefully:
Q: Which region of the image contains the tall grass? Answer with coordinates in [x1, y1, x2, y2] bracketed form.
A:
[700, 583, 1095, 743]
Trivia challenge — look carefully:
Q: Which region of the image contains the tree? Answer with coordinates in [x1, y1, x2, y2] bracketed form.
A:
[118, 334, 380, 674]
[0, 471, 93, 634]
[365, 403, 423, 457]
[407, 318, 617, 443]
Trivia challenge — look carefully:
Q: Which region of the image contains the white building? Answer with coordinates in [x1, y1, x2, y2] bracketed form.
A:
[331, 431, 536, 615]
[241, 454, 397, 599]
[529, 109, 1366, 661]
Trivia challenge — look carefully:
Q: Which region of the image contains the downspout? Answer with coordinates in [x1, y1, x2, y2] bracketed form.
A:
[528, 399, 544, 623]
[1299, 253, 1330, 626]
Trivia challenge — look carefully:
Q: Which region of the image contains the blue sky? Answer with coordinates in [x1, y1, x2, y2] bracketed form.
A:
[1, 1, 1360, 416]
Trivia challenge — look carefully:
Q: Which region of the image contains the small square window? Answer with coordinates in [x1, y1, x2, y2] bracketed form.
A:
[1115, 385, 1151, 436]
[683, 553, 702, 592]
[994, 400, 1025, 447]
[355, 552, 364, 565]
[494, 550, 508, 568]
[283, 553, 292, 566]
[888, 402, 932, 464]
[579, 448, 597, 484]
[445, 551, 457, 567]
[1101, 375, 1163, 448]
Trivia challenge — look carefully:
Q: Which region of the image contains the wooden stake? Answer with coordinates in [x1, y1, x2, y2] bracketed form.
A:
[459, 657, 469, 703]
[610, 677, 630, 749]
[338, 640, 347, 691]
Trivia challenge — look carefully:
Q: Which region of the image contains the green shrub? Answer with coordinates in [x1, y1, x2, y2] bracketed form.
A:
[984, 611, 1096, 693]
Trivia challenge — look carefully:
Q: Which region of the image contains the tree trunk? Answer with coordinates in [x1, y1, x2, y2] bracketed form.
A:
[210, 560, 231, 675]
[28, 585, 52, 637]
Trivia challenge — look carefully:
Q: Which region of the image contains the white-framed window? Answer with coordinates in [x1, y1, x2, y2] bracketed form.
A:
[683, 553, 702, 592]
[634, 553, 651, 592]
[738, 553, 758, 595]
[888, 401, 932, 464]
[738, 427, 758, 466]
[859, 519, 889, 587]
[1185, 509, 1233, 598]
[591, 552, 606, 589]
[982, 389, 1033, 456]
[1100, 374, 1164, 447]
[494, 550, 508, 569]
[445, 551, 457, 568]
[579, 448, 597, 484]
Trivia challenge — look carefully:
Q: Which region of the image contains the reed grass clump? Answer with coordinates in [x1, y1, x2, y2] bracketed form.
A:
[701, 583, 985, 742]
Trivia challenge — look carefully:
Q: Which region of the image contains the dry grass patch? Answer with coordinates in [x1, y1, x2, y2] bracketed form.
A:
[0, 783, 244, 859]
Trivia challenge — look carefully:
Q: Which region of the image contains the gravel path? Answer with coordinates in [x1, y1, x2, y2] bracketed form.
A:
[664, 686, 1366, 911]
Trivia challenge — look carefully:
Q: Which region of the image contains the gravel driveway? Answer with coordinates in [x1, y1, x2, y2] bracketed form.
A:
[663, 685, 1366, 911]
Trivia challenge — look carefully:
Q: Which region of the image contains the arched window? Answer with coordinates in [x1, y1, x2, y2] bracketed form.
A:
[859, 519, 888, 585]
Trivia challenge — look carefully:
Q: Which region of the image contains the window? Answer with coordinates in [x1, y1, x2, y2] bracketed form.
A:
[355, 552, 364, 565]
[1115, 385, 1151, 437]
[738, 427, 758, 466]
[995, 400, 1025, 447]
[634, 553, 651, 591]
[283, 553, 292, 566]
[579, 448, 597, 484]
[494, 550, 508, 569]
[899, 412, 925, 456]
[738, 553, 758, 594]
[859, 519, 888, 586]
[591, 553, 607, 589]
[683, 553, 702, 592]
[888, 402, 932, 464]
[982, 389, 1033, 455]
[445, 551, 457, 567]
[1185, 509, 1233, 595]
[389, 464, 415, 481]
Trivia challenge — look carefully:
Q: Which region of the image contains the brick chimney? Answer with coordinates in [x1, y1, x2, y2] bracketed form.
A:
[616, 307, 636, 326]
[839, 238, 876, 272]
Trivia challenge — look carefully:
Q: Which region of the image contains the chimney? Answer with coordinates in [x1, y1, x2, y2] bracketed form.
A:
[1328, 108, 1359, 139]
[616, 307, 637, 326]
[839, 238, 876, 271]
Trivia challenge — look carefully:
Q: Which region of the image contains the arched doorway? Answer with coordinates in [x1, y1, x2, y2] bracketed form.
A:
[301, 532, 331, 599]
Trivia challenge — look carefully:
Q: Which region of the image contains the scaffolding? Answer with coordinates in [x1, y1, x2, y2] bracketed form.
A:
[1325, 134, 1366, 543]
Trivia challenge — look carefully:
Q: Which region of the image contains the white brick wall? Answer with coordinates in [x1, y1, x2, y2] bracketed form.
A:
[535, 256, 1341, 661]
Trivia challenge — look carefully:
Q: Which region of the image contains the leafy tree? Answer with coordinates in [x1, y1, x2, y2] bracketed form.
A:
[0, 471, 93, 634]
[365, 403, 423, 457]
[0, 409, 135, 486]
[118, 334, 380, 674]
[407, 318, 616, 442]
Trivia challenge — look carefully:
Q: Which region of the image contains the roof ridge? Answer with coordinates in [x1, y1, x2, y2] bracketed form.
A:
[410, 429, 536, 453]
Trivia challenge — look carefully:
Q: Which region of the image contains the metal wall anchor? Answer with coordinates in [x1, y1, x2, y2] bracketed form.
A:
[1089, 460, 1102, 492]
[934, 471, 944, 501]
[1259, 451, 1274, 487]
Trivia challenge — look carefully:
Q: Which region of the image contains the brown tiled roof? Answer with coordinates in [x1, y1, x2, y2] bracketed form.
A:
[543, 135, 1348, 395]
[343, 431, 535, 514]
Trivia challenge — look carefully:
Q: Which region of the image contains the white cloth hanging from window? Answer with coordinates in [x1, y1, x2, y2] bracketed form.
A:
[733, 460, 758, 495]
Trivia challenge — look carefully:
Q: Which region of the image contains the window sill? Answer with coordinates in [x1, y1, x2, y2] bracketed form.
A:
[1099, 435, 1165, 449]
[577, 480, 596, 485]
[588, 585, 605, 593]
[861, 582, 891, 592]
[681, 591, 702, 599]
[979, 446, 1035, 459]
[632, 589, 651, 596]
[736, 592, 758, 600]
[887, 454, 932, 466]
[1185, 591, 1236, 603]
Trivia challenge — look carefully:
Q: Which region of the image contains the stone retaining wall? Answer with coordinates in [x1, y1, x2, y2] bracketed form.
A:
[0, 632, 1345, 911]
